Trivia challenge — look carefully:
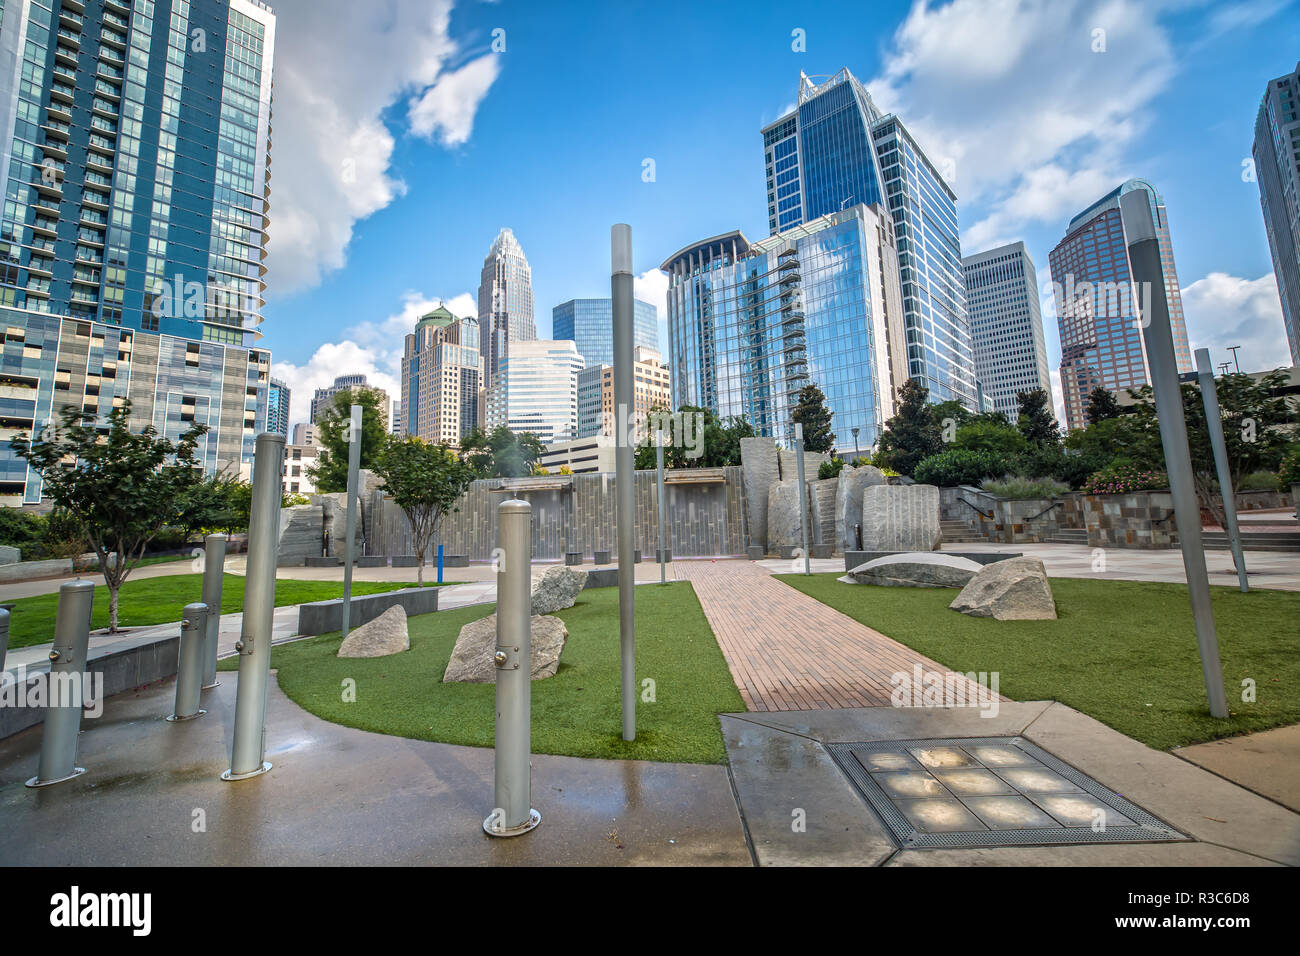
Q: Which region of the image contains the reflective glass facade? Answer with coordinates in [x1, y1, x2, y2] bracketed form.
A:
[761, 69, 978, 408]
[961, 241, 1051, 421]
[266, 374, 287, 434]
[551, 296, 658, 369]
[477, 227, 535, 388]
[1253, 62, 1300, 365]
[487, 339, 583, 444]
[661, 204, 907, 451]
[1049, 179, 1193, 430]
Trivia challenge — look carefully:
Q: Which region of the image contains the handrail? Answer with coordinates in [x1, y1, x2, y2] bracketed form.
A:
[957, 497, 993, 519]
[1025, 500, 1063, 522]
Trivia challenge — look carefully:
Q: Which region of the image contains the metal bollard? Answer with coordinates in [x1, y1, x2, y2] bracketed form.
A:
[168, 603, 208, 721]
[483, 498, 540, 837]
[224, 432, 284, 781]
[0, 607, 9, 676]
[200, 533, 226, 689]
[26, 579, 95, 788]
[612, 223, 636, 742]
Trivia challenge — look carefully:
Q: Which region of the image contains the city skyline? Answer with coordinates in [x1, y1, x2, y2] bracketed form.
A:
[183, 1, 1295, 431]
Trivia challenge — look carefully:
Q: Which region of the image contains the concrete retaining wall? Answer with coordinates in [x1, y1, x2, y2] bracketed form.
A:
[297, 587, 441, 637]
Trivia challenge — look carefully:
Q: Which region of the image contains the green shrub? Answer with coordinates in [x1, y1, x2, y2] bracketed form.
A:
[42, 507, 89, 559]
[1012, 445, 1108, 489]
[1238, 471, 1283, 492]
[981, 476, 1069, 499]
[1280, 450, 1300, 488]
[913, 449, 1008, 487]
[1082, 465, 1168, 495]
[0, 508, 46, 556]
[818, 457, 845, 480]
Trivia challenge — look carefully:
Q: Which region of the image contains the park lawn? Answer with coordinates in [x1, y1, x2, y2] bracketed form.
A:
[4, 574, 426, 649]
[776, 573, 1300, 752]
[218, 581, 745, 764]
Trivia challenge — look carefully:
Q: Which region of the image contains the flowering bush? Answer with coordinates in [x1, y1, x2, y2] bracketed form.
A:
[1082, 465, 1168, 495]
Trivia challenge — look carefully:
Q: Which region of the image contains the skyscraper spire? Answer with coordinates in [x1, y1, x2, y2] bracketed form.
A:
[478, 227, 536, 388]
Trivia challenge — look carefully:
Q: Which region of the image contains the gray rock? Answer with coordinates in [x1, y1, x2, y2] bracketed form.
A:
[766, 480, 810, 551]
[442, 614, 569, 682]
[277, 504, 322, 566]
[531, 565, 588, 614]
[835, 465, 886, 551]
[861, 483, 940, 552]
[810, 477, 839, 547]
[0, 545, 20, 565]
[740, 436, 780, 550]
[949, 556, 1057, 620]
[337, 605, 410, 658]
[842, 552, 983, 588]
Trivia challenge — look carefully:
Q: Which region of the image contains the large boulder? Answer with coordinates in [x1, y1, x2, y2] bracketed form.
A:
[531, 565, 588, 614]
[835, 465, 886, 551]
[810, 477, 839, 548]
[337, 605, 410, 658]
[740, 436, 780, 551]
[861, 483, 941, 552]
[949, 557, 1057, 620]
[841, 552, 983, 588]
[277, 504, 322, 566]
[442, 614, 569, 682]
[766, 480, 810, 551]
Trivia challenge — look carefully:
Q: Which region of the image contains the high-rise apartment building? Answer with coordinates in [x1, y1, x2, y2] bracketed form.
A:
[310, 373, 389, 429]
[478, 227, 535, 388]
[961, 242, 1052, 421]
[662, 203, 907, 451]
[575, 345, 671, 439]
[1253, 62, 1300, 365]
[400, 304, 481, 446]
[487, 339, 582, 444]
[267, 376, 289, 435]
[761, 69, 977, 407]
[1048, 179, 1192, 430]
[0, 0, 276, 503]
[552, 297, 659, 369]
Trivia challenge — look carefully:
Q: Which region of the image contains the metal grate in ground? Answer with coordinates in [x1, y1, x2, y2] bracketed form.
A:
[827, 736, 1187, 850]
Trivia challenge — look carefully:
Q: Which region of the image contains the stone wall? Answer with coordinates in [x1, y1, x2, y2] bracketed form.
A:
[1083, 491, 1178, 549]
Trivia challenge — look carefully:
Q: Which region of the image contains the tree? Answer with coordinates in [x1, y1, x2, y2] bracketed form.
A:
[874, 378, 943, 477]
[176, 468, 246, 540]
[11, 402, 205, 631]
[1085, 386, 1122, 425]
[374, 436, 475, 586]
[460, 425, 546, 478]
[1016, 388, 1061, 447]
[632, 405, 755, 470]
[308, 387, 389, 492]
[954, 418, 1027, 457]
[791, 383, 835, 453]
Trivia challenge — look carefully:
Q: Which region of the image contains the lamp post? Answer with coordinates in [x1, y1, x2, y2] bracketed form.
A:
[851, 426, 860, 464]
[612, 223, 636, 742]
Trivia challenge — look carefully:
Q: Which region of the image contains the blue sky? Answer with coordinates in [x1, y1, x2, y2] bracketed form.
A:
[262, 0, 1300, 425]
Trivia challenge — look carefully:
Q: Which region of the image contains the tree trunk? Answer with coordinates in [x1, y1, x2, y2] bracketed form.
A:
[109, 584, 119, 633]
[417, 557, 424, 588]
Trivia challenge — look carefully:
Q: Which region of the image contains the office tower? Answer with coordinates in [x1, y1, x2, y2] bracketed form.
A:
[0, 0, 276, 503]
[961, 242, 1052, 421]
[761, 69, 978, 407]
[310, 373, 389, 429]
[267, 376, 290, 435]
[477, 227, 535, 388]
[291, 421, 316, 447]
[575, 345, 672, 439]
[282, 440, 318, 497]
[400, 303, 481, 446]
[552, 297, 658, 368]
[1253, 62, 1300, 365]
[391, 399, 401, 435]
[662, 203, 906, 451]
[1048, 179, 1192, 430]
[487, 339, 583, 444]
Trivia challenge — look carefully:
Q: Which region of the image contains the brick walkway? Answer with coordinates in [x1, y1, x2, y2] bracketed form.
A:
[675, 560, 996, 712]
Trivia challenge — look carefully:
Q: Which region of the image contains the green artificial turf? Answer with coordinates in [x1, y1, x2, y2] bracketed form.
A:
[777, 573, 1300, 751]
[4, 574, 425, 648]
[218, 581, 745, 764]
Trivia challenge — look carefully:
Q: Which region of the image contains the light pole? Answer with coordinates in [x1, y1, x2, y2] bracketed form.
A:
[1227, 345, 1242, 374]
[611, 223, 636, 742]
[1196, 348, 1248, 592]
[851, 426, 860, 464]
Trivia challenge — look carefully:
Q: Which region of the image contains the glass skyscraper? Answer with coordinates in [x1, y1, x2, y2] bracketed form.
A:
[761, 69, 978, 408]
[487, 339, 583, 444]
[1048, 179, 1193, 431]
[477, 227, 535, 388]
[961, 241, 1052, 421]
[267, 375, 288, 435]
[0, 0, 276, 503]
[551, 296, 658, 369]
[661, 204, 907, 451]
[1253, 61, 1300, 366]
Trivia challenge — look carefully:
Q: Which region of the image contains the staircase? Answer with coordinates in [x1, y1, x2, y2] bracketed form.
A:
[1045, 528, 1088, 545]
[941, 519, 983, 544]
[1200, 530, 1300, 553]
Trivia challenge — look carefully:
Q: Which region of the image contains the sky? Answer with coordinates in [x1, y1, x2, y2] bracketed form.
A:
[259, 0, 1300, 428]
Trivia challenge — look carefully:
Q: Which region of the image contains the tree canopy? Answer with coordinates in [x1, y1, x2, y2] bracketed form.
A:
[308, 387, 389, 492]
[874, 378, 943, 477]
[791, 383, 835, 454]
[460, 425, 546, 478]
[374, 436, 475, 586]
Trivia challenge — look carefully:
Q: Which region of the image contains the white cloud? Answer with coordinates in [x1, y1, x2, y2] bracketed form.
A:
[634, 268, 670, 351]
[409, 55, 501, 146]
[265, 1, 500, 294]
[1181, 272, 1292, 374]
[273, 289, 474, 427]
[866, 0, 1178, 252]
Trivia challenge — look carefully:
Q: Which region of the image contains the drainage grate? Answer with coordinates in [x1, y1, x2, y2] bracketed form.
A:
[827, 736, 1186, 850]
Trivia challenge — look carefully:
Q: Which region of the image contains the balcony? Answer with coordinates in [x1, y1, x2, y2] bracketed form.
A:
[100, 28, 127, 51]
[104, 0, 131, 12]
[58, 8, 83, 29]
[54, 45, 79, 68]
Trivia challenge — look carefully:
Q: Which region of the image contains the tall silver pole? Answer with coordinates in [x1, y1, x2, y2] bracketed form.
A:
[224, 432, 285, 779]
[1195, 348, 1248, 593]
[483, 498, 540, 837]
[1122, 191, 1228, 719]
[612, 223, 636, 742]
[168, 603, 207, 721]
[794, 423, 810, 575]
[340, 403, 362, 640]
[0, 607, 8, 676]
[26, 578, 94, 787]
[656, 430, 666, 585]
[200, 533, 226, 689]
